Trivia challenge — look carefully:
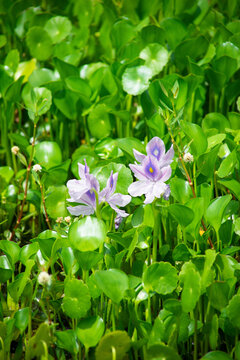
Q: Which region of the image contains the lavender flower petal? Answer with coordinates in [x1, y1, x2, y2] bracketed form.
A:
[133, 149, 146, 162]
[78, 160, 89, 179]
[128, 181, 153, 197]
[67, 204, 94, 216]
[159, 166, 172, 182]
[159, 145, 174, 167]
[146, 137, 165, 161]
[129, 163, 149, 181]
[67, 179, 90, 202]
[108, 203, 129, 217]
[109, 193, 131, 207]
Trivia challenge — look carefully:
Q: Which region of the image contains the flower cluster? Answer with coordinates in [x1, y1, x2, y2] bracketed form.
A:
[67, 161, 131, 217]
[128, 137, 174, 204]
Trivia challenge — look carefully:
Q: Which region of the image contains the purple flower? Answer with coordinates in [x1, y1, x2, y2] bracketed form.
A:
[128, 137, 174, 204]
[133, 137, 174, 168]
[67, 162, 131, 217]
[99, 171, 131, 217]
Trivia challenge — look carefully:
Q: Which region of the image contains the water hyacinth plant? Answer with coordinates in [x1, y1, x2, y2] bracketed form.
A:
[0, 1, 240, 359]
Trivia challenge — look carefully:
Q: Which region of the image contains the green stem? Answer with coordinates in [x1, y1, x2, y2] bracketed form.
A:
[111, 301, 116, 331]
[194, 307, 198, 360]
[152, 201, 160, 262]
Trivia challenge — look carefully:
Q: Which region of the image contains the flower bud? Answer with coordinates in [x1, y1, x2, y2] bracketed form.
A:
[56, 217, 63, 224]
[64, 216, 71, 223]
[183, 152, 194, 163]
[33, 164, 42, 172]
[11, 146, 20, 155]
[38, 271, 52, 286]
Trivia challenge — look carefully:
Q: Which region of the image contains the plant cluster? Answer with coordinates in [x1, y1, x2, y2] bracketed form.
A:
[0, 0, 240, 359]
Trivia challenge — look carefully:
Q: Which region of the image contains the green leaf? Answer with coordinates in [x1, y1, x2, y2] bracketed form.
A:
[205, 195, 232, 232]
[139, 43, 169, 76]
[218, 179, 240, 200]
[0, 166, 14, 184]
[45, 185, 68, 219]
[143, 262, 178, 295]
[207, 281, 229, 311]
[55, 330, 79, 354]
[172, 244, 192, 262]
[217, 150, 237, 178]
[180, 262, 201, 312]
[0, 240, 20, 266]
[14, 308, 29, 333]
[68, 217, 106, 252]
[146, 344, 182, 360]
[226, 294, 240, 330]
[87, 104, 111, 139]
[197, 145, 221, 177]
[74, 251, 103, 271]
[44, 16, 72, 44]
[19, 243, 39, 266]
[26, 27, 52, 61]
[202, 113, 230, 133]
[170, 178, 192, 204]
[207, 134, 226, 150]
[62, 278, 91, 319]
[209, 314, 218, 350]
[168, 204, 194, 228]
[22, 86, 52, 120]
[0, 256, 12, 283]
[77, 316, 104, 348]
[122, 66, 152, 96]
[116, 137, 145, 159]
[95, 330, 131, 360]
[200, 351, 232, 360]
[180, 121, 208, 156]
[94, 269, 129, 303]
[149, 79, 173, 111]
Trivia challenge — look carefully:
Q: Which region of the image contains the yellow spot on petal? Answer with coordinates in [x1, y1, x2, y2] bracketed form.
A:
[199, 228, 205, 236]
[149, 167, 154, 173]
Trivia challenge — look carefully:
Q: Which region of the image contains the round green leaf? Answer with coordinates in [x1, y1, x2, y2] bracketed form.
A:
[87, 104, 111, 139]
[62, 278, 91, 319]
[140, 44, 169, 76]
[35, 141, 62, 170]
[45, 185, 68, 219]
[19, 243, 39, 266]
[94, 269, 129, 303]
[200, 351, 232, 360]
[68, 217, 106, 252]
[26, 26, 52, 61]
[146, 344, 182, 360]
[143, 262, 178, 295]
[44, 16, 72, 43]
[122, 66, 152, 96]
[76, 316, 104, 348]
[74, 250, 103, 271]
[205, 195, 232, 232]
[95, 330, 131, 360]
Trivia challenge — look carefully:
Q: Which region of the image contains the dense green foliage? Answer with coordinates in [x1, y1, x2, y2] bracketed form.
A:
[0, 0, 240, 359]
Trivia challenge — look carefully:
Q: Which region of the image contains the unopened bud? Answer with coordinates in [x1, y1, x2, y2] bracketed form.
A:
[11, 146, 20, 155]
[33, 164, 42, 172]
[183, 152, 194, 163]
[56, 217, 63, 224]
[64, 216, 71, 223]
[38, 271, 52, 286]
